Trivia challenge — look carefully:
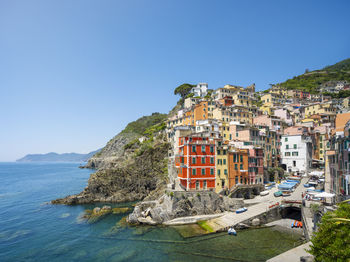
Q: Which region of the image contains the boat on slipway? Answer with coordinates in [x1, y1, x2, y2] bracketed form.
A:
[236, 207, 248, 214]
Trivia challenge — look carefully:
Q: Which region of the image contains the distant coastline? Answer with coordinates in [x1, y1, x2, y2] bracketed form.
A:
[16, 150, 100, 163]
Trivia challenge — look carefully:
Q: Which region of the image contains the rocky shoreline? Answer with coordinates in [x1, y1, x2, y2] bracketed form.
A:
[127, 191, 244, 225]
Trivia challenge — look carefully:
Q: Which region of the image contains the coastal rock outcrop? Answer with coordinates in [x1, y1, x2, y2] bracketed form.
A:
[52, 135, 170, 206]
[127, 191, 244, 225]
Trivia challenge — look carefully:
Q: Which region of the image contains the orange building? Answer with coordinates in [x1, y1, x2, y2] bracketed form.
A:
[228, 148, 249, 188]
[175, 136, 216, 190]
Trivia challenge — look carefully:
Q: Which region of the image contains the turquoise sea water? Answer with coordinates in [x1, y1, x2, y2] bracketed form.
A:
[0, 163, 301, 262]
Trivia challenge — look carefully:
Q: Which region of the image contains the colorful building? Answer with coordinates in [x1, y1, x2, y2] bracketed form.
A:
[228, 148, 249, 188]
[215, 140, 229, 192]
[176, 136, 216, 191]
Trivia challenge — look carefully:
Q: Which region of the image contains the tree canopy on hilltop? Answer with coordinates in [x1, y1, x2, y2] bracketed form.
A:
[174, 83, 195, 99]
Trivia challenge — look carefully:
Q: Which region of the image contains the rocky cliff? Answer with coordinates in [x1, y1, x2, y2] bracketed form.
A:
[52, 113, 169, 205]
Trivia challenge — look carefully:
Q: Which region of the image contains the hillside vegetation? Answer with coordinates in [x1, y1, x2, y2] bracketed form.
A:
[275, 58, 350, 94]
[85, 112, 167, 169]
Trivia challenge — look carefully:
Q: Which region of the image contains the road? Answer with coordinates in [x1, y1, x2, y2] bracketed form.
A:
[205, 178, 308, 232]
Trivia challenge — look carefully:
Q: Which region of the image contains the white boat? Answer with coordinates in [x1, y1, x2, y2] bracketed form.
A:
[228, 227, 237, 236]
[260, 190, 270, 196]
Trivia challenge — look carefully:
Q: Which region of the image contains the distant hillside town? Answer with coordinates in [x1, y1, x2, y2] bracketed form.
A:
[166, 81, 350, 202]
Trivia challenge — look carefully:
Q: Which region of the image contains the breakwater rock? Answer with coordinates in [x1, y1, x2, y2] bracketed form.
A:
[127, 191, 244, 225]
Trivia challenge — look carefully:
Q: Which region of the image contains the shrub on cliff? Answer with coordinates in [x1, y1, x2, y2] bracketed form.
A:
[308, 201, 350, 261]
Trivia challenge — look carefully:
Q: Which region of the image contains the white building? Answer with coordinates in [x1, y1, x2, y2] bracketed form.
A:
[195, 119, 221, 138]
[191, 83, 208, 97]
[281, 134, 312, 174]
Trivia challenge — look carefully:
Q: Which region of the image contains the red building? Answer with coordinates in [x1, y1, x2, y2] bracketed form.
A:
[175, 136, 216, 190]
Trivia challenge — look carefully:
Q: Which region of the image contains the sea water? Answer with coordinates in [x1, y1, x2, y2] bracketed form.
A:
[0, 163, 300, 262]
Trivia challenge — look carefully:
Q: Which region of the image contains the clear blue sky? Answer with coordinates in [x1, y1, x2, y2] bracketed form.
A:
[1, 0, 349, 161]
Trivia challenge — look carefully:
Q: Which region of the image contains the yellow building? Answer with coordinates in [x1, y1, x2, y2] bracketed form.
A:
[221, 121, 230, 141]
[261, 93, 285, 105]
[269, 87, 288, 97]
[261, 129, 280, 168]
[216, 141, 229, 192]
[212, 106, 252, 125]
[259, 103, 274, 116]
[231, 91, 253, 107]
[304, 102, 336, 117]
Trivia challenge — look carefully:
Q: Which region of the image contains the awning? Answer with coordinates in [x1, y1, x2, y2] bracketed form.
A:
[314, 192, 335, 198]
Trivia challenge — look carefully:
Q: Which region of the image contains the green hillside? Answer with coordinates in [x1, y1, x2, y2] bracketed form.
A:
[275, 58, 350, 94]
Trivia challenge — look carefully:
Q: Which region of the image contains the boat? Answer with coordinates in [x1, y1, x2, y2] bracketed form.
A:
[303, 183, 311, 188]
[260, 190, 269, 196]
[236, 207, 248, 214]
[291, 220, 303, 228]
[228, 227, 237, 236]
[282, 192, 291, 197]
[274, 191, 283, 197]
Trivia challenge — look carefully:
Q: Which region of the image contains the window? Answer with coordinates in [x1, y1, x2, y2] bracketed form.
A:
[285, 152, 290, 156]
[201, 157, 205, 164]
[210, 146, 214, 153]
[235, 164, 238, 170]
[223, 150, 227, 155]
[224, 169, 228, 175]
[240, 164, 243, 170]
[210, 168, 214, 175]
[201, 168, 205, 175]
[223, 159, 226, 165]
[292, 152, 298, 156]
[218, 169, 221, 175]
[293, 144, 297, 149]
[192, 157, 196, 164]
[236, 132, 239, 137]
[240, 155, 243, 162]
[286, 145, 289, 149]
[235, 176, 238, 184]
[210, 157, 214, 164]
[192, 145, 196, 152]
[217, 149, 221, 155]
[192, 169, 196, 175]
[201, 145, 206, 152]
[285, 137, 288, 142]
[233, 154, 237, 162]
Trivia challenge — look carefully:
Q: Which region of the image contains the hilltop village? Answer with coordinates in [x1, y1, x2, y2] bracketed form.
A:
[166, 81, 350, 201]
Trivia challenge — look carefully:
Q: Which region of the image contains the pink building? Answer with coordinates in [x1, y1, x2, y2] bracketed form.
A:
[253, 115, 283, 131]
[274, 108, 293, 126]
[248, 148, 264, 184]
[229, 123, 261, 146]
